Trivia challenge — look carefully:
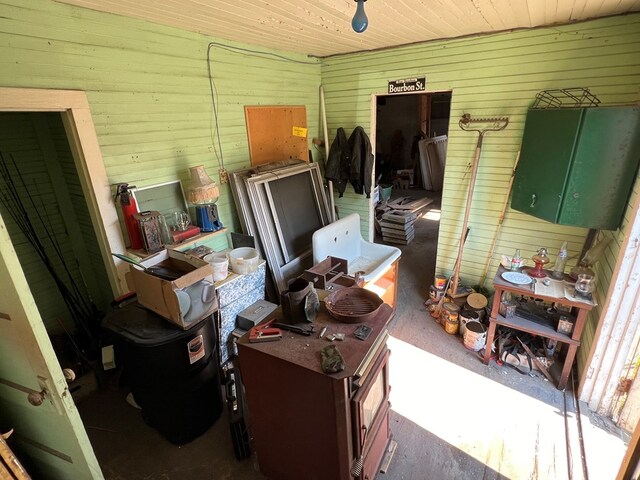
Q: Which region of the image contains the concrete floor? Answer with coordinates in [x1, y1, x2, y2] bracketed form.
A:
[77, 189, 628, 479]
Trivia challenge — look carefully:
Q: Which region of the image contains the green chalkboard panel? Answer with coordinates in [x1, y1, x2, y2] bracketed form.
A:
[132, 180, 188, 217]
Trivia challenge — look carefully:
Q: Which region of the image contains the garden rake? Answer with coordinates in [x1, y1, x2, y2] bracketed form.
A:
[450, 113, 509, 297]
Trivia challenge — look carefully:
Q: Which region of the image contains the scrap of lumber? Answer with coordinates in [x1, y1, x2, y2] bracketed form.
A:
[381, 210, 418, 224]
[380, 222, 415, 233]
[387, 197, 433, 212]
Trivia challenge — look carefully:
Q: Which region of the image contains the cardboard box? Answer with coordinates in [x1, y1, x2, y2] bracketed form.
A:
[129, 249, 218, 329]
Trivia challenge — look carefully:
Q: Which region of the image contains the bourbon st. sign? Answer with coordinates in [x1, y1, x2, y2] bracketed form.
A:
[387, 77, 426, 94]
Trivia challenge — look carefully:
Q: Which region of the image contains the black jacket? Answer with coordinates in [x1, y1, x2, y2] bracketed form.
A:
[325, 127, 350, 197]
[325, 127, 374, 198]
[348, 126, 374, 198]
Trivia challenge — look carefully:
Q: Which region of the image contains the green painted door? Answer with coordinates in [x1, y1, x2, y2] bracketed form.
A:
[559, 106, 640, 229]
[0, 214, 103, 479]
[511, 108, 583, 222]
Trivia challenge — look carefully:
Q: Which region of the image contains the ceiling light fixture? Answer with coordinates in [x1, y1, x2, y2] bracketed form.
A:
[352, 0, 368, 33]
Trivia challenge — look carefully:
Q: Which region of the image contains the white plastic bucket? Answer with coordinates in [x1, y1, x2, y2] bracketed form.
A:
[204, 253, 229, 281]
[463, 320, 487, 352]
[228, 247, 260, 275]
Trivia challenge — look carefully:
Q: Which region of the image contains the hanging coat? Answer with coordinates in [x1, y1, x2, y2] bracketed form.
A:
[348, 126, 374, 198]
[325, 127, 350, 198]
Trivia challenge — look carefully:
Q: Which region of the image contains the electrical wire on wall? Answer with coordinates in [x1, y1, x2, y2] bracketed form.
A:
[205, 41, 319, 183]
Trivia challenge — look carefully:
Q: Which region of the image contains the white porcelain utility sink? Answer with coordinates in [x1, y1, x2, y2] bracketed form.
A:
[312, 213, 401, 284]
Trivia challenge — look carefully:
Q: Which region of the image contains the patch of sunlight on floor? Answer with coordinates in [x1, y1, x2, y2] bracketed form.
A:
[580, 410, 627, 480]
[422, 209, 441, 221]
[388, 335, 573, 479]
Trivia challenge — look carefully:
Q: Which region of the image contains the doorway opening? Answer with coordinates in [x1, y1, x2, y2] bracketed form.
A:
[371, 91, 451, 302]
[374, 91, 451, 188]
[0, 112, 112, 351]
[0, 88, 130, 477]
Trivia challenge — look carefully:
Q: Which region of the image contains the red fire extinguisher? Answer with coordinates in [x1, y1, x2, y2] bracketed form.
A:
[114, 183, 143, 250]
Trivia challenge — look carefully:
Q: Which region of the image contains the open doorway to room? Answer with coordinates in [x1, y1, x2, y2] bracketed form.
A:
[0, 112, 112, 357]
[374, 91, 451, 193]
[371, 91, 451, 311]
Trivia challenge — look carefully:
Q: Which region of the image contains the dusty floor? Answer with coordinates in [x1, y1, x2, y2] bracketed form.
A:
[77, 189, 629, 479]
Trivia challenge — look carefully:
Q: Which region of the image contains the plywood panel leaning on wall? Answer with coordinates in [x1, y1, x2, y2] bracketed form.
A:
[245, 106, 309, 166]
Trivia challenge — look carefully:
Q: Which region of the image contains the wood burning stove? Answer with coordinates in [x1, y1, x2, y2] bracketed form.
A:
[237, 303, 394, 480]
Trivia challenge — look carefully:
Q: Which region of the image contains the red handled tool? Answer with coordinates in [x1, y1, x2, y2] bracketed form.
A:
[249, 320, 282, 343]
[114, 183, 143, 250]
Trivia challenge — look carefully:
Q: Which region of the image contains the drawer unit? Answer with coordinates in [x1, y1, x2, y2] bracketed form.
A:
[215, 261, 266, 363]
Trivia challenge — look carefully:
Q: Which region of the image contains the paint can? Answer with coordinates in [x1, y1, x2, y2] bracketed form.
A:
[429, 285, 445, 302]
[465, 293, 488, 320]
[440, 302, 460, 327]
[463, 320, 487, 351]
[434, 274, 447, 290]
[459, 309, 480, 337]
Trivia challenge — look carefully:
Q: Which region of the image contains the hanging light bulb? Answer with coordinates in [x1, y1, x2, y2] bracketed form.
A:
[352, 0, 368, 33]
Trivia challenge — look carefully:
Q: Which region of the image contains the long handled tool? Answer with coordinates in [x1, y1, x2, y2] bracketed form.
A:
[450, 114, 509, 297]
[432, 227, 470, 319]
[320, 85, 336, 222]
[478, 149, 521, 288]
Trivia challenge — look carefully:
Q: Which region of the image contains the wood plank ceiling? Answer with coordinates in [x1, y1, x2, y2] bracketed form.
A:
[56, 0, 640, 56]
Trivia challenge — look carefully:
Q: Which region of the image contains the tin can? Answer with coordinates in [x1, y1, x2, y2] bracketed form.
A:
[440, 302, 460, 327]
[465, 293, 488, 320]
[557, 315, 574, 335]
[459, 309, 480, 337]
[499, 299, 517, 318]
[429, 285, 445, 302]
[434, 274, 447, 290]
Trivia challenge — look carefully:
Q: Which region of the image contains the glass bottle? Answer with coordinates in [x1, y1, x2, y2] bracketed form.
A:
[510, 249, 521, 271]
[552, 241, 568, 280]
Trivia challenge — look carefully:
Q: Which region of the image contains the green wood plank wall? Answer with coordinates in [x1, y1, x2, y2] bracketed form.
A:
[2, 0, 638, 379]
[320, 14, 640, 377]
[0, 113, 87, 332]
[46, 112, 112, 311]
[0, 0, 321, 254]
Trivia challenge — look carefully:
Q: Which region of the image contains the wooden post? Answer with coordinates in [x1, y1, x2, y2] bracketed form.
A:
[0, 432, 31, 480]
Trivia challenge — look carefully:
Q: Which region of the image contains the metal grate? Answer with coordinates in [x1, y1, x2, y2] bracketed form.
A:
[330, 296, 380, 315]
[532, 88, 600, 109]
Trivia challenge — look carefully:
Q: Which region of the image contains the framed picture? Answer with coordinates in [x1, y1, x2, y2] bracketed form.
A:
[131, 180, 189, 217]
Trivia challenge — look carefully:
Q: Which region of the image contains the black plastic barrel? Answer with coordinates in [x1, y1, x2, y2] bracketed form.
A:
[102, 302, 223, 444]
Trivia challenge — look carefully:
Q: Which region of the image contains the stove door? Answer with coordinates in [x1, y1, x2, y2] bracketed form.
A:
[352, 347, 391, 479]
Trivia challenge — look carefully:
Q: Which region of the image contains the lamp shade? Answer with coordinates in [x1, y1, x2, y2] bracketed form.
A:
[188, 165, 219, 204]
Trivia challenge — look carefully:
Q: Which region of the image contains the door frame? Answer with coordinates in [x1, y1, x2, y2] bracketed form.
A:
[0, 87, 127, 296]
[368, 89, 451, 240]
[579, 185, 640, 414]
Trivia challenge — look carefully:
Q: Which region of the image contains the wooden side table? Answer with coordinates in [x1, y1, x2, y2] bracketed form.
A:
[483, 266, 594, 390]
